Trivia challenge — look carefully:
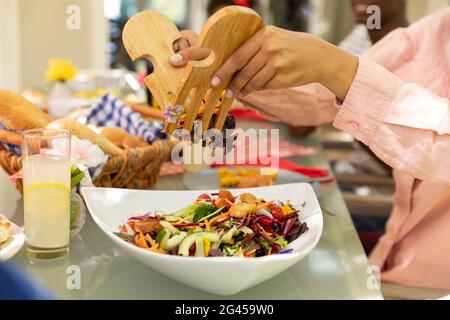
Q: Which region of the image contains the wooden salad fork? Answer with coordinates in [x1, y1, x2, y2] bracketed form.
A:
[122, 6, 264, 135]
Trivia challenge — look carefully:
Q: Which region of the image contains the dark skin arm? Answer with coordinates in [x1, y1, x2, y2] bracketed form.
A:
[170, 27, 359, 102]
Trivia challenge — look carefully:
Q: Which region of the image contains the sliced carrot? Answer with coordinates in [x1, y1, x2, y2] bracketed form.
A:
[245, 249, 257, 257]
[134, 226, 143, 234]
[179, 106, 220, 121]
[209, 213, 229, 224]
[147, 247, 165, 254]
[134, 232, 149, 249]
[255, 201, 273, 211]
[144, 233, 158, 249]
[204, 219, 211, 231]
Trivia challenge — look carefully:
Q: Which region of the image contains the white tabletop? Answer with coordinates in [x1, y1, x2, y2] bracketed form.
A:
[0, 124, 383, 300]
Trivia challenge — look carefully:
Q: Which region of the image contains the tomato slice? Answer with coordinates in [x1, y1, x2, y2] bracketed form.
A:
[259, 217, 274, 228]
[268, 204, 283, 221]
[196, 193, 212, 203]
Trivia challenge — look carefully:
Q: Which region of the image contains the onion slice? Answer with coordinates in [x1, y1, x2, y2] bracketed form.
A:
[256, 208, 273, 219]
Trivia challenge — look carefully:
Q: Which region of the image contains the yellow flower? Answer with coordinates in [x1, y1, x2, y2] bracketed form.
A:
[45, 59, 78, 82]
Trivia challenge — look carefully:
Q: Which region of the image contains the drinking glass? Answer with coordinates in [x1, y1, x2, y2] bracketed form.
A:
[22, 129, 71, 259]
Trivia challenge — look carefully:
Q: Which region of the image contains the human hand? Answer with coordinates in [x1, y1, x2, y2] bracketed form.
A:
[169, 30, 211, 67]
[168, 27, 358, 102]
[210, 26, 358, 102]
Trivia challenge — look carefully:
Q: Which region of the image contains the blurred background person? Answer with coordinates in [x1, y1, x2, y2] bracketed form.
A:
[288, 0, 409, 138]
[342, 0, 409, 55]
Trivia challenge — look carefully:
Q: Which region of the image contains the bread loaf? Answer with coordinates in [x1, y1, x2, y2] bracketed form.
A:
[47, 119, 124, 156]
[0, 129, 21, 145]
[0, 89, 52, 131]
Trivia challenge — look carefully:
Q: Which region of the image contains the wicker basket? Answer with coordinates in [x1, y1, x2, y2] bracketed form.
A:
[0, 139, 175, 193]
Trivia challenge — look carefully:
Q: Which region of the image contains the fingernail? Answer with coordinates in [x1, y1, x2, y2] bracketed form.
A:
[211, 76, 221, 86]
[237, 93, 244, 99]
[226, 89, 234, 98]
[169, 54, 184, 64]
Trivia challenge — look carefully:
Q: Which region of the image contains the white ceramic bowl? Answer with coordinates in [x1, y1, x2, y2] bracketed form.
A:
[81, 183, 323, 295]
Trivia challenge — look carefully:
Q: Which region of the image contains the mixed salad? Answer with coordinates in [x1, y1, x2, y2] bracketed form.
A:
[115, 190, 308, 257]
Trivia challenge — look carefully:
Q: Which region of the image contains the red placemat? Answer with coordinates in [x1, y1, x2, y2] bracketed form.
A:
[231, 108, 267, 122]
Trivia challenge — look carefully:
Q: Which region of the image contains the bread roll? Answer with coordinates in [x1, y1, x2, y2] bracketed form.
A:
[0, 214, 11, 244]
[0, 89, 52, 131]
[47, 119, 124, 156]
[128, 104, 165, 120]
[123, 136, 147, 149]
[100, 127, 148, 149]
[99, 127, 130, 147]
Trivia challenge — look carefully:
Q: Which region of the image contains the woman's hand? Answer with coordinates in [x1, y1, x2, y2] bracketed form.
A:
[169, 27, 358, 102]
[212, 26, 358, 102]
[170, 30, 210, 67]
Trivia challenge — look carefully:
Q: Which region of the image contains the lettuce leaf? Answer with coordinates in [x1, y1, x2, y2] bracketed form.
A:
[171, 204, 199, 218]
[193, 204, 215, 223]
[273, 236, 289, 250]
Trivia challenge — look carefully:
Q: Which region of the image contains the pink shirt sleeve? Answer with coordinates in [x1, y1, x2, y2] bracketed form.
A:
[239, 84, 338, 126]
[335, 10, 450, 184]
[242, 9, 450, 185]
[334, 57, 450, 184]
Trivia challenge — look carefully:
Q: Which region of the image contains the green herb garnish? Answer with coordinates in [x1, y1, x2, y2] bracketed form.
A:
[196, 206, 225, 223]
[192, 204, 215, 223]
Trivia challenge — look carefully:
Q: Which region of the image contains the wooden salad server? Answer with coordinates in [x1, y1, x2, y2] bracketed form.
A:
[122, 6, 264, 135]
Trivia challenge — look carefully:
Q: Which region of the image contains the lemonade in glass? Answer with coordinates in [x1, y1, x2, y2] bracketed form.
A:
[22, 129, 71, 259]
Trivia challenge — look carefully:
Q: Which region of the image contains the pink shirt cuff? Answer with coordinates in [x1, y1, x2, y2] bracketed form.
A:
[333, 57, 401, 145]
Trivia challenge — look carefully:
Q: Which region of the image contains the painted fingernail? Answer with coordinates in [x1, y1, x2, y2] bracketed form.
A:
[169, 54, 184, 64]
[211, 76, 221, 86]
[226, 89, 234, 98]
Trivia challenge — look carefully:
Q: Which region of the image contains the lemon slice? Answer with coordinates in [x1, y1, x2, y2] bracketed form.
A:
[24, 182, 70, 218]
[24, 182, 70, 197]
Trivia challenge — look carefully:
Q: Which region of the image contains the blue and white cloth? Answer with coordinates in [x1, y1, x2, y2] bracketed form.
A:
[0, 124, 21, 155]
[85, 93, 166, 143]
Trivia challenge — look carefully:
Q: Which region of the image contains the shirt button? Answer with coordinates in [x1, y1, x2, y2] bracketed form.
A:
[349, 121, 359, 132]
